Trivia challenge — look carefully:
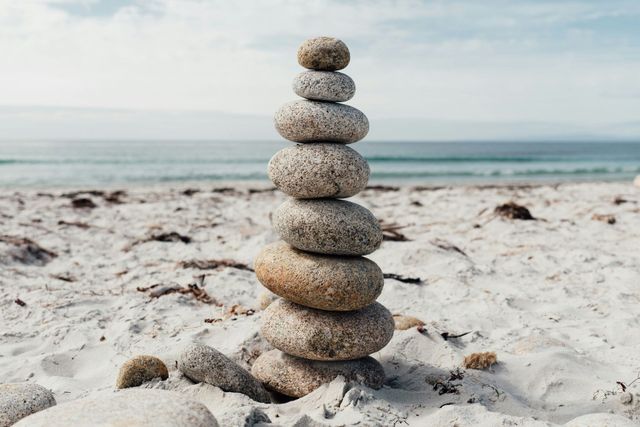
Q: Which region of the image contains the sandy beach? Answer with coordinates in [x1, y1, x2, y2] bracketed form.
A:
[1, 181, 639, 426]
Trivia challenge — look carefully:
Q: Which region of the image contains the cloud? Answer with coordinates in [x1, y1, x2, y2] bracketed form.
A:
[0, 0, 639, 139]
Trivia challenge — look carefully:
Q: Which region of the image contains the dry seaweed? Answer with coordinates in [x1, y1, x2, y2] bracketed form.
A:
[592, 213, 616, 225]
[57, 220, 91, 229]
[0, 235, 57, 266]
[383, 273, 422, 284]
[14, 298, 26, 307]
[126, 232, 192, 250]
[380, 221, 411, 242]
[179, 259, 253, 272]
[365, 185, 400, 192]
[441, 331, 472, 341]
[50, 273, 76, 282]
[431, 239, 468, 257]
[136, 283, 222, 305]
[463, 352, 497, 370]
[494, 202, 536, 220]
[71, 198, 97, 209]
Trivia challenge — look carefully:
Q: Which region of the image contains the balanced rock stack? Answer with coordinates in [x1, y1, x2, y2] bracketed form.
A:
[251, 37, 395, 398]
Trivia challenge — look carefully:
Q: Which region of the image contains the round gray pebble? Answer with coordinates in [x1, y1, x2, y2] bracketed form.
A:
[273, 198, 382, 256]
[0, 383, 56, 427]
[261, 299, 395, 361]
[14, 389, 217, 427]
[268, 143, 369, 199]
[297, 37, 350, 71]
[178, 343, 270, 403]
[255, 241, 383, 311]
[274, 100, 368, 144]
[293, 71, 355, 102]
[251, 349, 385, 397]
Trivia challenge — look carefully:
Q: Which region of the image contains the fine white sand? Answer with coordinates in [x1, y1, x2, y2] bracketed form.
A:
[1, 182, 639, 426]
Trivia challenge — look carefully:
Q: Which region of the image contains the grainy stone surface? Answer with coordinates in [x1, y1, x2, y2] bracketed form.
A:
[297, 37, 350, 71]
[255, 241, 383, 311]
[261, 299, 394, 361]
[268, 143, 369, 199]
[251, 350, 385, 397]
[257, 290, 278, 310]
[115, 355, 169, 389]
[178, 342, 270, 403]
[0, 383, 56, 427]
[393, 314, 425, 330]
[14, 389, 217, 427]
[293, 71, 355, 102]
[273, 198, 382, 255]
[274, 100, 368, 144]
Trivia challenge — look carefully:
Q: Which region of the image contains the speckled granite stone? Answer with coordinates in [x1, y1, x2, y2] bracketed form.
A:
[261, 299, 394, 361]
[297, 37, 350, 71]
[178, 343, 270, 403]
[0, 383, 56, 427]
[293, 71, 355, 102]
[255, 241, 383, 311]
[272, 198, 382, 255]
[14, 389, 217, 427]
[251, 350, 385, 397]
[274, 100, 369, 144]
[268, 144, 369, 199]
[115, 355, 169, 389]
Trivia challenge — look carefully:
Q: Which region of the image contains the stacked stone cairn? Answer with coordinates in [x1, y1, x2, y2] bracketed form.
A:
[251, 37, 395, 398]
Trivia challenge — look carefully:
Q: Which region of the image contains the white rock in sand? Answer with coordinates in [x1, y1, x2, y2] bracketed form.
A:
[0, 383, 56, 427]
[14, 389, 217, 427]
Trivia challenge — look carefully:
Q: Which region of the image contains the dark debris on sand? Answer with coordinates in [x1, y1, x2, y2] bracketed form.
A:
[494, 202, 536, 220]
[0, 235, 57, 266]
[179, 259, 254, 272]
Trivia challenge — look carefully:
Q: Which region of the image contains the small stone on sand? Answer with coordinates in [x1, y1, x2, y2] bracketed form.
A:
[0, 383, 56, 427]
[393, 314, 425, 330]
[178, 342, 271, 403]
[115, 355, 169, 389]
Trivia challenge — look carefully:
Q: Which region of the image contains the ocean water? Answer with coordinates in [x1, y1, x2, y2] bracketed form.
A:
[1, 140, 639, 187]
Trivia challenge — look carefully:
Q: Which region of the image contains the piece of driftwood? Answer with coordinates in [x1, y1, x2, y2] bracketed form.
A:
[136, 283, 222, 305]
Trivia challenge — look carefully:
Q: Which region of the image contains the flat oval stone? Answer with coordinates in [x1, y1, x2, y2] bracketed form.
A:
[274, 100, 368, 144]
[115, 355, 169, 389]
[293, 71, 355, 102]
[261, 299, 394, 361]
[14, 389, 217, 427]
[297, 37, 350, 71]
[273, 198, 382, 256]
[251, 350, 385, 397]
[255, 241, 383, 311]
[268, 144, 369, 199]
[0, 383, 56, 426]
[178, 343, 270, 403]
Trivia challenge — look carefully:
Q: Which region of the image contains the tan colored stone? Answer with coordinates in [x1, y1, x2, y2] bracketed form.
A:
[251, 350, 385, 397]
[255, 241, 383, 311]
[297, 37, 350, 71]
[261, 299, 394, 361]
[115, 355, 168, 389]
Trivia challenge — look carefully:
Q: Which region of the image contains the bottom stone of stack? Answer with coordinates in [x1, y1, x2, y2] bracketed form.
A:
[251, 350, 385, 398]
[261, 299, 394, 361]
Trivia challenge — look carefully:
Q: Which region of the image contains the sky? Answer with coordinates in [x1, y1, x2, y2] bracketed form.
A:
[1, 0, 639, 141]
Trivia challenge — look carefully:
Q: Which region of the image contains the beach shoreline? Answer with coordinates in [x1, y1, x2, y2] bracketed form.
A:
[1, 181, 639, 425]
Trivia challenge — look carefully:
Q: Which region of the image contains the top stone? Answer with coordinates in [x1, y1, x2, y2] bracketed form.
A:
[297, 37, 350, 71]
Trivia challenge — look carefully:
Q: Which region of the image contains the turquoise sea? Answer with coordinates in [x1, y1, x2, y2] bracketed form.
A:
[1, 140, 639, 187]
